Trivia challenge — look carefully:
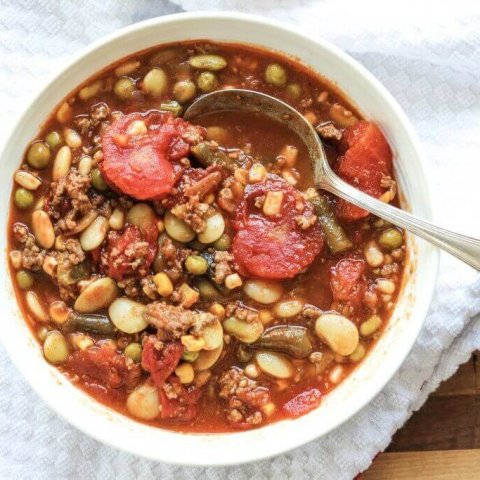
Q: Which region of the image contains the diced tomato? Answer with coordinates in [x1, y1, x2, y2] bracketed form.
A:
[335, 121, 392, 221]
[232, 175, 324, 279]
[101, 225, 157, 281]
[283, 389, 322, 417]
[142, 338, 201, 421]
[101, 111, 205, 200]
[68, 343, 142, 390]
[330, 258, 367, 309]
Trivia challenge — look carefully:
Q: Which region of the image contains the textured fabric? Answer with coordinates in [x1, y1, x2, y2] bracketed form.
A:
[1, 1, 480, 478]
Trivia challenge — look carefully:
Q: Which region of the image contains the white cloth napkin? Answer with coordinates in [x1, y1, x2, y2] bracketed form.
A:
[1, 1, 480, 478]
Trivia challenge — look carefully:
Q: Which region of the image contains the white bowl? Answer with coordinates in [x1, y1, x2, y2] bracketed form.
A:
[0, 12, 439, 466]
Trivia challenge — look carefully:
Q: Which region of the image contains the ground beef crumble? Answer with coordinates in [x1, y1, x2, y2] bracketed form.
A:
[13, 223, 46, 272]
[212, 251, 236, 285]
[225, 302, 259, 323]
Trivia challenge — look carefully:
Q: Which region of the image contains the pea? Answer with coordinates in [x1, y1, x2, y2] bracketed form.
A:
[159, 100, 182, 117]
[213, 233, 231, 251]
[45, 131, 63, 149]
[189, 54, 227, 71]
[265, 63, 287, 87]
[197, 278, 220, 301]
[124, 342, 142, 362]
[185, 255, 208, 275]
[14, 188, 34, 209]
[114, 77, 136, 101]
[91, 168, 108, 191]
[27, 142, 51, 169]
[197, 71, 218, 93]
[182, 350, 199, 362]
[16, 270, 34, 289]
[286, 83, 302, 99]
[143, 68, 168, 98]
[378, 228, 403, 250]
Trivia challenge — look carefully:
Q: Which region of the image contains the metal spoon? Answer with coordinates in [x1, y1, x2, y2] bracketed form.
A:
[185, 89, 480, 270]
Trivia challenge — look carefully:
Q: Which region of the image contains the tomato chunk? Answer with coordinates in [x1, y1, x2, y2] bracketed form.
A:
[232, 175, 324, 279]
[68, 343, 142, 390]
[335, 121, 392, 221]
[283, 389, 322, 417]
[330, 258, 367, 310]
[142, 338, 201, 421]
[101, 111, 204, 200]
[101, 225, 157, 281]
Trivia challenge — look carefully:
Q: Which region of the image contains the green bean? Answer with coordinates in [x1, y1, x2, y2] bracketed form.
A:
[310, 194, 353, 255]
[91, 168, 108, 191]
[114, 77, 136, 100]
[14, 188, 34, 209]
[124, 343, 142, 362]
[16, 270, 34, 290]
[250, 326, 313, 359]
[197, 71, 218, 93]
[159, 100, 182, 117]
[64, 312, 115, 335]
[191, 142, 235, 172]
[378, 228, 403, 250]
[45, 131, 63, 149]
[27, 142, 51, 169]
[265, 63, 287, 86]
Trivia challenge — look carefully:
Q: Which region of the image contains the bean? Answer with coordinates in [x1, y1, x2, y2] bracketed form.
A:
[32, 210, 55, 249]
[329, 103, 358, 128]
[49, 300, 70, 325]
[16, 270, 33, 289]
[91, 168, 108, 191]
[78, 155, 93, 175]
[197, 71, 218, 92]
[349, 343, 366, 362]
[64, 128, 82, 149]
[64, 312, 115, 335]
[213, 233, 231, 251]
[56, 102, 72, 123]
[364, 240, 384, 267]
[109, 208, 125, 230]
[198, 211, 225, 244]
[273, 299, 304, 318]
[113, 77, 136, 100]
[127, 383, 160, 420]
[148, 48, 178, 66]
[251, 326, 313, 359]
[315, 313, 359, 356]
[286, 83, 302, 99]
[255, 351, 293, 379]
[27, 142, 51, 169]
[360, 315, 382, 337]
[80, 215, 109, 251]
[159, 100, 182, 117]
[245, 363, 260, 379]
[43, 331, 69, 364]
[223, 316, 264, 344]
[153, 272, 174, 297]
[52, 145, 72, 181]
[14, 170, 41, 190]
[14, 188, 34, 209]
[115, 60, 141, 77]
[310, 194, 352, 254]
[192, 344, 223, 371]
[74, 277, 119, 313]
[265, 63, 287, 86]
[376, 278, 395, 294]
[45, 131, 63, 149]
[243, 279, 283, 304]
[78, 80, 103, 101]
[109, 297, 148, 334]
[124, 343, 143, 362]
[126, 203, 156, 235]
[26, 291, 48, 321]
[164, 211, 195, 242]
[143, 68, 168, 97]
[173, 79, 196, 103]
[378, 228, 403, 250]
[189, 54, 227, 71]
[185, 255, 208, 275]
[196, 278, 221, 301]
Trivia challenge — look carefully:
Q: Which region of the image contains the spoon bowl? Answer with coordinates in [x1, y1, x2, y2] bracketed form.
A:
[185, 88, 480, 270]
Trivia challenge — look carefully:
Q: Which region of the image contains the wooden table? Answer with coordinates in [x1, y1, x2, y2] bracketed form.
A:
[362, 351, 480, 479]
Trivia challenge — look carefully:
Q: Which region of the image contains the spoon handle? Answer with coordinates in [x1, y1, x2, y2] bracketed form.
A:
[320, 172, 480, 271]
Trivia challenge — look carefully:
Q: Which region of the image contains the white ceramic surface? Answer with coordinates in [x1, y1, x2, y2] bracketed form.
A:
[0, 12, 439, 466]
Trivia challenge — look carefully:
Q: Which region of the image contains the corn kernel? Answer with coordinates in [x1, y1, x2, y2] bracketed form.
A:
[248, 163, 267, 183]
[279, 145, 298, 167]
[261, 402, 276, 417]
[209, 303, 226, 320]
[263, 191, 284, 216]
[234, 168, 249, 185]
[181, 335, 206, 352]
[153, 272, 174, 297]
[127, 120, 147, 136]
[9, 250, 22, 270]
[175, 362, 194, 384]
[259, 309, 274, 325]
[225, 273, 243, 290]
[178, 283, 200, 307]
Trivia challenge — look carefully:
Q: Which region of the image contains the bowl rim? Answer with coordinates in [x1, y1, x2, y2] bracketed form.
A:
[0, 11, 439, 467]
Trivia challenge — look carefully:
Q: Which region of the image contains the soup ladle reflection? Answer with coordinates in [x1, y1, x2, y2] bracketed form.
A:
[184, 89, 480, 270]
